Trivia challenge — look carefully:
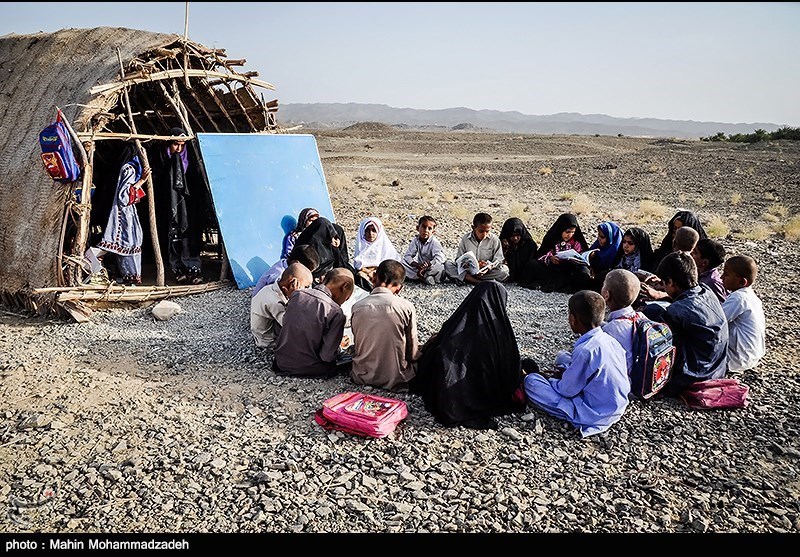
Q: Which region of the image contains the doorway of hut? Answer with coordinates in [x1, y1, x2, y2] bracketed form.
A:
[82, 139, 224, 286]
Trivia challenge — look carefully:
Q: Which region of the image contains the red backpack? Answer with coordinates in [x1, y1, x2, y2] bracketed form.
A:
[39, 110, 81, 183]
[314, 392, 408, 438]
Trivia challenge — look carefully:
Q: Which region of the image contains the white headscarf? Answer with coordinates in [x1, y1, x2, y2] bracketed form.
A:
[353, 217, 400, 270]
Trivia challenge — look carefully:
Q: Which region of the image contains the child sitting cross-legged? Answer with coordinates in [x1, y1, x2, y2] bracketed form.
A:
[522, 290, 631, 438]
[444, 212, 509, 285]
[401, 215, 446, 285]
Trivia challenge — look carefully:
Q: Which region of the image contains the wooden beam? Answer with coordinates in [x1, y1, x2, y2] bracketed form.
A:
[89, 69, 275, 96]
[75, 132, 196, 141]
[184, 83, 223, 132]
[196, 80, 238, 131]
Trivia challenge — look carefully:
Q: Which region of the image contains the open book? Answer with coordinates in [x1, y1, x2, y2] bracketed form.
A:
[455, 251, 501, 279]
[555, 248, 598, 267]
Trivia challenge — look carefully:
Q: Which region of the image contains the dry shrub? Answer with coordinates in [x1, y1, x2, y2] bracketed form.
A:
[763, 191, 776, 201]
[695, 197, 707, 208]
[731, 192, 742, 205]
[677, 193, 687, 204]
[559, 192, 576, 201]
[538, 166, 553, 176]
[328, 174, 352, 193]
[705, 214, 730, 238]
[648, 164, 663, 173]
[441, 191, 456, 202]
[610, 168, 617, 177]
[350, 188, 368, 202]
[509, 201, 528, 218]
[451, 204, 470, 220]
[734, 224, 771, 241]
[571, 193, 592, 215]
[767, 203, 788, 217]
[567, 170, 579, 177]
[714, 170, 721, 176]
[783, 216, 800, 242]
[639, 199, 669, 221]
[761, 212, 780, 224]
[450, 166, 461, 174]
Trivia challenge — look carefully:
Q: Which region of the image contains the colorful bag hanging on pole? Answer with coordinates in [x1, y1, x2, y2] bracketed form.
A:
[39, 110, 81, 183]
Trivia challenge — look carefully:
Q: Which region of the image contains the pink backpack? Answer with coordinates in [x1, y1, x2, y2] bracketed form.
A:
[680, 378, 750, 410]
[314, 392, 408, 438]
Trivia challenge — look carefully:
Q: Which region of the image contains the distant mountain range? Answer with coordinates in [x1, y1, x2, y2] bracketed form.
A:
[277, 102, 784, 139]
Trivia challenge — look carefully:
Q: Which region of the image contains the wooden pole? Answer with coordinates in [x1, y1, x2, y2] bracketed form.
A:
[117, 48, 165, 286]
[183, 1, 191, 89]
[57, 108, 93, 286]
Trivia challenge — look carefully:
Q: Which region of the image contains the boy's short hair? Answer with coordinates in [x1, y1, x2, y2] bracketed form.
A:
[288, 244, 320, 272]
[418, 215, 436, 227]
[656, 251, 698, 290]
[375, 260, 406, 286]
[281, 262, 313, 284]
[568, 290, 606, 329]
[472, 212, 493, 227]
[673, 226, 700, 252]
[323, 267, 354, 286]
[695, 238, 726, 269]
[725, 255, 758, 285]
[603, 269, 640, 308]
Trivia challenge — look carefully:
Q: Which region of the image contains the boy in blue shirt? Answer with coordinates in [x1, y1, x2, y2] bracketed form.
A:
[523, 290, 630, 438]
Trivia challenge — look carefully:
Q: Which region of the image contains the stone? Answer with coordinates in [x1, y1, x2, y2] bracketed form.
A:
[151, 300, 182, 321]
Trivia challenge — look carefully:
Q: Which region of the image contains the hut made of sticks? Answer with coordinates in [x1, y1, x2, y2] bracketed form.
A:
[0, 27, 279, 320]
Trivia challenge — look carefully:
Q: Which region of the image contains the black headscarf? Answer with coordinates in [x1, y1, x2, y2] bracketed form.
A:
[294, 217, 370, 289]
[623, 227, 655, 272]
[652, 210, 708, 268]
[535, 213, 589, 257]
[499, 218, 539, 284]
[410, 281, 524, 430]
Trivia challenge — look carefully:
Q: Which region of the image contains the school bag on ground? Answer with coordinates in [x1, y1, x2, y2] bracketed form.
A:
[680, 378, 750, 410]
[623, 312, 676, 399]
[39, 110, 81, 183]
[314, 392, 408, 438]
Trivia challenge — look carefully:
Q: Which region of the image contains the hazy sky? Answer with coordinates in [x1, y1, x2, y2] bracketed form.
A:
[3, 2, 799, 125]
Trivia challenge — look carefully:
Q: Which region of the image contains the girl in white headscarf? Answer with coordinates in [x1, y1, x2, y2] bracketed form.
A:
[353, 217, 401, 285]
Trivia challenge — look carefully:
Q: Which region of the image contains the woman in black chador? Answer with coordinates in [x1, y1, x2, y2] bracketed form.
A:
[410, 281, 525, 430]
[151, 127, 205, 284]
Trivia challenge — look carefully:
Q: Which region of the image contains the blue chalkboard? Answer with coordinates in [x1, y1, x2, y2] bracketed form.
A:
[197, 133, 336, 289]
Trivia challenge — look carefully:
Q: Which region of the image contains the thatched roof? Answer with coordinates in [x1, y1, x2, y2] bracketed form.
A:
[0, 27, 277, 311]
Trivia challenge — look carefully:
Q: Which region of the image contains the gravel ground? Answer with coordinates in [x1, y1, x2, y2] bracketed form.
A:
[1, 130, 799, 533]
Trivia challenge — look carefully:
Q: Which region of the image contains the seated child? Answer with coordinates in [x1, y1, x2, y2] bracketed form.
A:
[444, 212, 509, 285]
[616, 227, 655, 277]
[252, 244, 319, 297]
[281, 207, 319, 259]
[351, 260, 421, 391]
[499, 217, 539, 287]
[649, 252, 728, 396]
[673, 225, 700, 253]
[532, 213, 592, 293]
[250, 263, 313, 349]
[273, 268, 355, 378]
[639, 226, 700, 305]
[600, 269, 644, 374]
[588, 221, 623, 289]
[523, 290, 630, 438]
[652, 210, 708, 269]
[353, 216, 401, 286]
[721, 255, 766, 373]
[691, 238, 728, 304]
[402, 215, 446, 285]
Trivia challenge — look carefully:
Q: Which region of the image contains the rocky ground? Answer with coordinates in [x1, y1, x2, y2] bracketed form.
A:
[1, 128, 799, 534]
